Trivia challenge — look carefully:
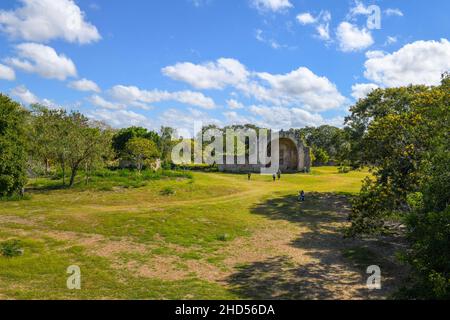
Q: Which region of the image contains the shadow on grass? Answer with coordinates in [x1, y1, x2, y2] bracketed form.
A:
[226, 193, 406, 300]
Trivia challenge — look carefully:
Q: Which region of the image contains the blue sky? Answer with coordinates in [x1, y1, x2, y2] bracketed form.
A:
[0, 0, 449, 134]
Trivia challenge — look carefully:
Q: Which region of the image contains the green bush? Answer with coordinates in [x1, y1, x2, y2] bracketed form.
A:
[0, 239, 23, 258]
[0, 95, 28, 197]
[160, 186, 175, 196]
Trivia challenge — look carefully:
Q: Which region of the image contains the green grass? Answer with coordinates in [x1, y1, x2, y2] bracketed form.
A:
[0, 166, 376, 300]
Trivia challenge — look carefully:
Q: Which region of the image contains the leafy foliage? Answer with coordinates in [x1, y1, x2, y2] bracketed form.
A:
[0, 94, 28, 197]
[346, 75, 449, 236]
[0, 239, 23, 258]
[125, 137, 160, 172]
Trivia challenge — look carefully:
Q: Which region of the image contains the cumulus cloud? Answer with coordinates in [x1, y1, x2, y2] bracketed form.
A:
[364, 39, 450, 86]
[6, 43, 77, 80]
[256, 67, 346, 111]
[0, 0, 101, 44]
[109, 85, 216, 110]
[296, 12, 316, 25]
[250, 0, 293, 13]
[248, 105, 336, 130]
[227, 99, 245, 110]
[69, 78, 101, 93]
[336, 22, 374, 52]
[351, 83, 379, 100]
[88, 109, 151, 129]
[159, 108, 222, 137]
[162, 58, 249, 90]
[0, 64, 15, 80]
[10, 85, 56, 107]
[296, 11, 331, 41]
[88, 95, 123, 110]
[11, 85, 38, 104]
[163, 58, 345, 112]
[348, 0, 373, 17]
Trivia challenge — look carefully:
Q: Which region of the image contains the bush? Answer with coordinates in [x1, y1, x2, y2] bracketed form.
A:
[399, 208, 450, 299]
[160, 186, 175, 196]
[0, 239, 23, 257]
[0, 95, 28, 197]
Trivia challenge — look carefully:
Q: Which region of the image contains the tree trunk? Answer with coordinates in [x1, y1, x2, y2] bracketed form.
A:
[69, 164, 79, 187]
[62, 158, 66, 186]
[45, 158, 50, 175]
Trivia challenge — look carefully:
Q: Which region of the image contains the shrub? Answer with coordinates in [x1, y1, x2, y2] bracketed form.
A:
[0, 95, 28, 197]
[160, 186, 175, 196]
[0, 240, 23, 257]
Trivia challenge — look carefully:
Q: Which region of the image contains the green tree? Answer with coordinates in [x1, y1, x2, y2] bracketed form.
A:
[400, 150, 450, 299]
[0, 94, 28, 197]
[125, 137, 160, 173]
[112, 127, 160, 158]
[312, 148, 330, 166]
[65, 112, 112, 187]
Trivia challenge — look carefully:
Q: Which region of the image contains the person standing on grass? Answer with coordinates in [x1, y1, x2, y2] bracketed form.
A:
[300, 190, 305, 202]
[277, 169, 281, 180]
[248, 173, 251, 181]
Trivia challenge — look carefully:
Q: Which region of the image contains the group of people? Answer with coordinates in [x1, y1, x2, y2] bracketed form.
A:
[246, 170, 306, 202]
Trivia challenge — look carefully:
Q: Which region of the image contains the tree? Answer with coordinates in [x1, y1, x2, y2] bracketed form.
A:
[64, 112, 112, 187]
[159, 126, 176, 162]
[296, 125, 347, 164]
[112, 127, 160, 158]
[0, 94, 28, 197]
[125, 137, 160, 173]
[312, 148, 330, 166]
[346, 75, 449, 236]
[400, 149, 450, 299]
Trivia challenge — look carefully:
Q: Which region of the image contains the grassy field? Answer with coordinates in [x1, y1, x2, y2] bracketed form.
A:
[0, 167, 406, 300]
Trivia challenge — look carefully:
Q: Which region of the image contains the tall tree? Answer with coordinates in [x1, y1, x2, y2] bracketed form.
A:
[125, 137, 160, 173]
[0, 94, 28, 197]
[346, 75, 450, 236]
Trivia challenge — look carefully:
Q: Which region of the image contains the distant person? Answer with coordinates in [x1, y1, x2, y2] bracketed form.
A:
[277, 169, 281, 180]
[248, 173, 252, 181]
[300, 190, 305, 202]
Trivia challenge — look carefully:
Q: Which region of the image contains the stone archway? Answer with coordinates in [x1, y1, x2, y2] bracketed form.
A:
[279, 138, 299, 172]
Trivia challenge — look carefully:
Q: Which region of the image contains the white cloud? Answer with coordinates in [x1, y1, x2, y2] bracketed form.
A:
[297, 11, 331, 41]
[69, 78, 101, 93]
[88, 95, 123, 110]
[364, 39, 450, 87]
[296, 12, 316, 25]
[349, 0, 373, 17]
[227, 99, 245, 110]
[0, 0, 101, 44]
[256, 67, 346, 111]
[365, 50, 385, 59]
[255, 29, 286, 49]
[110, 85, 216, 109]
[250, 0, 293, 13]
[385, 8, 403, 17]
[0, 64, 15, 80]
[159, 108, 222, 137]
[162, 58, 249, 90]
[88, 109, 151, 129]
[10, 85, 56, 107]
[351, 83, 379, 100]
[6, 43, 77, 80]
[163, 58, 345, 112]
[248, 105, 331, 130]
[11, 85, 38, 105]
[336, 22, 374, 52]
